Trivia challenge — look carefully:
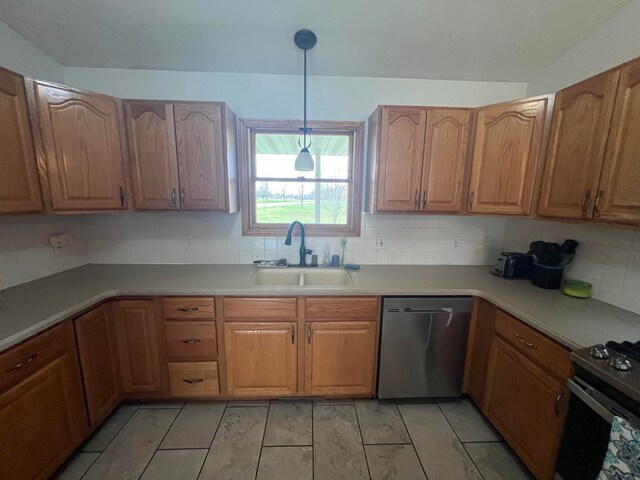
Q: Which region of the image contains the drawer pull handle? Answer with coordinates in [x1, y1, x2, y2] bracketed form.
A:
[515, 333, 537, 349]
[177, 307, 199, 313]
[554, 392, 564, 416]
[181, 339, 201, 345]
[6, 352, 40, 373]
[307, 326, 312, 343]
[183, 378, 204, 384]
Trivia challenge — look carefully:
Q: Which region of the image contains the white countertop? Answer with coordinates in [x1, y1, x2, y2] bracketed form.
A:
[1, 264, 639, 352]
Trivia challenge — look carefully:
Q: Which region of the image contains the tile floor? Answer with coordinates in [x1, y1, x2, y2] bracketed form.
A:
[55, 397, 533, 480]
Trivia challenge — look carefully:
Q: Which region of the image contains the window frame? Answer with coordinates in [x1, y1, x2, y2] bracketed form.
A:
[238, 118, 364, 237]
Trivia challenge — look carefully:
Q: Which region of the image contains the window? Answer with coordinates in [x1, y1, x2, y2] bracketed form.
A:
[239, 119, 364, 236]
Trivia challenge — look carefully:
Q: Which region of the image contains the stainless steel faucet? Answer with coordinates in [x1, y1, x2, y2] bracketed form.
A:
[285, 220, 313, 267]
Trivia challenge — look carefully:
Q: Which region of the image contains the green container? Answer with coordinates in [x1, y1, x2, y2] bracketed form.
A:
[563, 279, 592, 299]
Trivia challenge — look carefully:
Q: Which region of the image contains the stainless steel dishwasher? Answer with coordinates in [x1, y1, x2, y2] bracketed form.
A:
[378, 297, 472, 399]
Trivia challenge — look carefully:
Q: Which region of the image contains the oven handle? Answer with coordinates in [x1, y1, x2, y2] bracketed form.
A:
[568, 378, 640, 426]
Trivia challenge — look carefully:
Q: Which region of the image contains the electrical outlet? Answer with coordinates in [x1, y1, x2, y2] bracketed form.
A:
[375, 237, 386, 250]
[451, 238, 461, 251]
[185, 235, 194, 249]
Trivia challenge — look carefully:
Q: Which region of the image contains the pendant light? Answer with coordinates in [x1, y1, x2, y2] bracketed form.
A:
[294, 29, 317, 172]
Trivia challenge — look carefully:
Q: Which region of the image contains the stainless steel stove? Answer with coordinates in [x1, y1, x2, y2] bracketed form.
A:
[556, 340, 640, 480]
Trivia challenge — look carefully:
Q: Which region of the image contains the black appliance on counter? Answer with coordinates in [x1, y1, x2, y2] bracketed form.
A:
[492, 252, 533, 278]
[556, 341, 640, 480]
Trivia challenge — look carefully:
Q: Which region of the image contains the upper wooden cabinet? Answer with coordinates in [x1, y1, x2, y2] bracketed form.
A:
[366, 106, 471, 213]
[124, 101, 180, 210]
[124, 101, 238, 212]
[596, 59, 640, 224]
[538, 70, 620, 219]
[0, 68, 43, 213]
[29, 80, 129, 211]
[468, 96, 550, 215]
[74, 304, 120, 426]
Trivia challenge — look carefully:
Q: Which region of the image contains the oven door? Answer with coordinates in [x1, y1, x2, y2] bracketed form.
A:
[556, 378, 640, 480]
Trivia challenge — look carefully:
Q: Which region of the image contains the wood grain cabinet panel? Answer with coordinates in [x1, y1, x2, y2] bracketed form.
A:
[32, 80, 129, 211]
[174, 103, 228, 210]
[538, 70, 620, 219]
[168, 361, 220, 397]
[374, 106, 428, 211]
[463, 298, 497, 406]
[0, 321, 87, 480]
[304, 321, 377, 396]
[165, 321, 217, 361]
[113, 300, 162, 393]
[124, 101, 180, 210]
[420, 108, 471, 212]
[0, 68, 43, 213]
[225, 322, 298, 397]
[305, 297, 379, 320]
[162, 297, 216, 319]
[596, 60, 640, 224]
[74, 304, 121, 426]
[223, 297, 298, 319]
[468, 97, 549, 215]
[483, 337, 568, 480]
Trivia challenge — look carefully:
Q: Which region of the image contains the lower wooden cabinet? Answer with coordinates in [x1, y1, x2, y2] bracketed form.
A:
[0, 321, 88, 480]
[224, 322, 298, 397]
[113, 300, 162, 393]
[483, 336, 568, 480]
[305, 321, 377, 396]
[168, 361, 220, 397]
[74, 303, 121, 426]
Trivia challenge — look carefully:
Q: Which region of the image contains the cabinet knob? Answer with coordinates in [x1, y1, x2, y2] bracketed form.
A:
[515, 333, 537, 350]
[554, 392, 564, 416]
[593, 190, 603, 218]
[119, 186, 126, 207]
[5, 352, 39, 373]
[581, 190, 591, 217]
[183, 378, 204, 384]
[171, 188, 177, 205]
[181, 339, 201, 345]
[468, 191, 475, 210]
[422, 191, 428, 209]
[177, 307, 199, 313]
[414, 190, 419, 209]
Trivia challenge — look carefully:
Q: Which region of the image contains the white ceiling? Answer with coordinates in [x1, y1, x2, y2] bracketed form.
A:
[0, 0, 632, 81]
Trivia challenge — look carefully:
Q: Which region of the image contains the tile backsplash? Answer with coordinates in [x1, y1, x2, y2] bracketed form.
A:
[503, 218, 640, 314]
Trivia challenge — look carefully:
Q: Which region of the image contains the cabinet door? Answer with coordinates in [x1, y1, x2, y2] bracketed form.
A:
[538, 70, 620, 219]
[0, 345, 87, 480]
[224, 322, 297, 397]
[468, 97, 548, 215]
[463, 298, 497, 406]
[33, 81, 128, 210]
[305, 321, 377, 396]
[174, 103, 227, 210]
[124, 101, 180, 210]
[483, 337, 568, 480]
[113, 300, 162, 393]
[596, 60, 640, 224]
[421, 108, 471, 212]
[75, 304, 120, 426]
[375, 107, 427, 211]
[0, 68, 42, 213]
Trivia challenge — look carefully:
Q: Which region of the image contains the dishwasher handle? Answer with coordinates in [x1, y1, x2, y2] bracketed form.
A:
[387, 307, 454, 327]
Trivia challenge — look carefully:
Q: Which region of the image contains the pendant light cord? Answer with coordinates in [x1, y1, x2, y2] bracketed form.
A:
[303, 48, 309, 148]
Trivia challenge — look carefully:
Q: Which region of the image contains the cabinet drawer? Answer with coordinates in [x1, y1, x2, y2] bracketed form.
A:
[165, 322, 217, 361]
[0, 320, 75, 393]
[495, 310, 571, 380]
[223, 297, 298, 319]
[306, 297, 379, 320]
[162, 297, 215, 319]
[168, 362, 219, 397]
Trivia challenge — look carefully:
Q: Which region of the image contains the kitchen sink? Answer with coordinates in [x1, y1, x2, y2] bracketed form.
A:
[249, 268, 353, 287]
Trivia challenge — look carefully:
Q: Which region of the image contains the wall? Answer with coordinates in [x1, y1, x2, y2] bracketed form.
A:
[63, 67, 527, 120]
[527, 1, 640, 95]
[0, 215, 89, 290]
[85, 212, 505, 267]
[503, 218, 640, 315]
[0, 19, 63, 82]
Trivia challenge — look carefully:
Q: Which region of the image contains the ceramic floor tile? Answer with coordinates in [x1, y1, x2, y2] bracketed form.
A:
[53, 452, 100, 480]
[227, 399, 271, 407]
[313, 397, 354, 405]
[465, 442, 534, 480]
[160, 402, 226, 449]
[438, 399, 500, 442]
[398, 404, 482, 480]
[355, 400, 411, 444]
[83, 408, 179, 480]
[198, 406, 268, 480]
[81, 404, 139, 452]
[263, 401, 312, 446]
[140, 449, 208, 480]
[256, 447, 313, 480]
[365, 444, 427, 480]
[313, 405, 369, 480]
[137, 402, 184, 409]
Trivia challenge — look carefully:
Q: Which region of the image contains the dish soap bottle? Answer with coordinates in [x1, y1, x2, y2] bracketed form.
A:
[323, 243, 331, 267]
